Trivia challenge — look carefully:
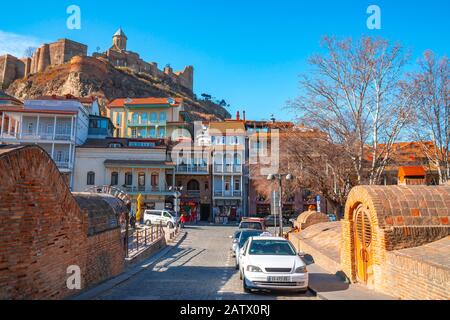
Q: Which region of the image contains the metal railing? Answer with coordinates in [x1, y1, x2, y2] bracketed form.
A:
[118, 186, 172, 194]
[126, 224, 165, 257]
[213, 164, 242, 173]
[176, 164, 208, 173]
[213, 190, 242, 197]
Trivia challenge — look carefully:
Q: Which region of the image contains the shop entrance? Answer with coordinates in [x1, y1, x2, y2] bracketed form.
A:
[200, 204, 210, 221]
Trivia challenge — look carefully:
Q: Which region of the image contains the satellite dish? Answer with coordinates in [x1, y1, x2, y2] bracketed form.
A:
[168, 98, 175, 105]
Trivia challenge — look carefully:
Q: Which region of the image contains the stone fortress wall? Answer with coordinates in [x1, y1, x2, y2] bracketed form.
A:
[0, 29, 194, 92]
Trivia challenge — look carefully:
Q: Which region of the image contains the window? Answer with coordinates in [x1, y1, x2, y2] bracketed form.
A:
[131, 128, 137, 138]
[87, 172, 95, 185]
[234, 178, 241, 191]
[56, 151, 64, 162]
[187, 179, 200, 191]
[116, 113, 122, 126]
[141, 113, 148, 124]
[224, 181, 230, 191]
[234, 153, 241, 165]
[138, 173, 145, 188]
[140, 129, 147, 138]
[150, 112, 157, 123]
[125, 172, 133, 186]
[111, 172, 119, 186]
[151, 173, 159, 187]
[132, 113, 139, 124]
[149, 128, 156, 137]
[159, 112, 167, 121]
[27, 123, 34, 134]
[158, 127, 166, 138]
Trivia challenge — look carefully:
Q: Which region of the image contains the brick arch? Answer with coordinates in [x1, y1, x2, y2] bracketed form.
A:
[0, 145, 88, 299]
[341, 185, 450, 286]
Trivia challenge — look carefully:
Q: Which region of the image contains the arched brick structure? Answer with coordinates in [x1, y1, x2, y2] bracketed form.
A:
[0, 145, 125, 299]
[341, 185, 450, 293]
[295, 210, 330, 231]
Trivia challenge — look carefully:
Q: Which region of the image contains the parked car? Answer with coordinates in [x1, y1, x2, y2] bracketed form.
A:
[327, 214, 337, 221]
[239, 217, 266, 230]
[230, 229, 244, 256]
[264, 215, 290, 227]
[143, 209, 179, 228]
[238, 236, 309, 293]
[234, 229, 267, 269]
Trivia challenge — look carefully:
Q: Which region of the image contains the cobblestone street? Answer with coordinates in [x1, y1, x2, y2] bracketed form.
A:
[94, 224, 318, 300]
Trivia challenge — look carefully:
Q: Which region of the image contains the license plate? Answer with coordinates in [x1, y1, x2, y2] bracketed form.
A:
[268, 276, 291, 282]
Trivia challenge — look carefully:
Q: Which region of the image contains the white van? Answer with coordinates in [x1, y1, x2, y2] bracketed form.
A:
[143, 210, 178, 228]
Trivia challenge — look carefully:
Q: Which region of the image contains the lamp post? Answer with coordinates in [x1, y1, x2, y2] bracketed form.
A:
[267, 173, 294, 237]
[169, 186, 183, 221]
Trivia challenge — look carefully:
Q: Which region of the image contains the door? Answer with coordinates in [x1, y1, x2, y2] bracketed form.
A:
[354, 204, 373, 284]
[200, 204, 210, 221]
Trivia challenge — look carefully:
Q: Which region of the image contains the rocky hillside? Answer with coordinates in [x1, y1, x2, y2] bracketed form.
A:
[6, 56, 231, 121]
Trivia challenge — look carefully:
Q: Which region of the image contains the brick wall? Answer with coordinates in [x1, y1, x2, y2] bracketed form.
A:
[341, 185, 450, 299]
[0, 146, 125, 300]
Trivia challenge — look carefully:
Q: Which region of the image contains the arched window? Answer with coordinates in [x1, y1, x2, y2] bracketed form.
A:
[149, 127, 156, 137]
[132, 113, 139, 124]
[158, 127, 166, 138]
[187, 179, 200, 191]
[125, 172, 133, 186]
[87, 172, 95, 185]
[150, 112, 157, 123]
[151, 173, 159, 187]
[111, 172, 119, 186]
[141, 112, 148, 124]
[138, 172, 145, 189]
[159, 112, 167, 121]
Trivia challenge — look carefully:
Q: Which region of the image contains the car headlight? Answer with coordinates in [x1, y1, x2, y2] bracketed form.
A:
[246, 265, 263, 272]
[295, 266, 308, 273]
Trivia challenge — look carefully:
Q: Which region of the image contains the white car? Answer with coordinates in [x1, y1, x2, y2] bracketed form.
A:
[238, 236, 309, 293]
[143, 209, 178, 228]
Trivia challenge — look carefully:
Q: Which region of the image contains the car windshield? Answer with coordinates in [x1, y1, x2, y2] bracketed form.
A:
[234, 230, 242, 240]
[248, 240, 296, 256]
[239, 230, 264, 247]
[240, 222, 262, 230]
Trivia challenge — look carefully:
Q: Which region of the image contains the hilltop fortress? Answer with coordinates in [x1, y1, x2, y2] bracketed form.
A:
[0, 28, 194, 92]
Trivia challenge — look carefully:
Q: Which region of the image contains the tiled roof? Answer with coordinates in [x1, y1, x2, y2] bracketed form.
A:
[108, 97, 183, 108]
[33, 94, 96, 104]
[0, 106, 77, 115]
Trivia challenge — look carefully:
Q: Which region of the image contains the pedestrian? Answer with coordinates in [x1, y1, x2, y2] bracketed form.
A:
[180, 213, 187, 229]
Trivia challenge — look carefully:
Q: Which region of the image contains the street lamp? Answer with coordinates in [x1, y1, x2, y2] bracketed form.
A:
[267, 173, 294, 237]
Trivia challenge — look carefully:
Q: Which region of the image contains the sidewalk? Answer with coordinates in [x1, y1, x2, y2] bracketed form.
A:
[307, 263, 395, 300]
[71, 229, 187, 300]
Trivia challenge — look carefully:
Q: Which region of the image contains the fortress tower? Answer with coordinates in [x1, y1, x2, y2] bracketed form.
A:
[112, 28, 127, 51]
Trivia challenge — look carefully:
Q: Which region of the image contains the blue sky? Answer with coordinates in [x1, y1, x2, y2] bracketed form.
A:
[0, 0, 449, 121]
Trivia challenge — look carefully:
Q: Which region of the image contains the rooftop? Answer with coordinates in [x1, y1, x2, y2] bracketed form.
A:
[108, 97, 183, 108]
[78, 138, 167, 149]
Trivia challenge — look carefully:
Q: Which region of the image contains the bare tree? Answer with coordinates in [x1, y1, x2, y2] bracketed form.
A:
[290, 36, 413, 185]
[23, 47, 37, 58]
[408, 51, 450, 183]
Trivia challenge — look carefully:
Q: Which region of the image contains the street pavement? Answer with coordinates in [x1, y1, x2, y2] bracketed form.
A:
[94, 224, 317, 300]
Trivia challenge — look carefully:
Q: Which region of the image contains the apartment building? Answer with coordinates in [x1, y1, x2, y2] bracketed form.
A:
[0, 97, 90, 188]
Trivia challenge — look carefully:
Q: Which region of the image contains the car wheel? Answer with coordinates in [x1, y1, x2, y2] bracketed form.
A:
[167, 222, 174, 229]
[239, 269, 243, 280]
[145, 220, 151, 226]
[242, 276, 251, 293]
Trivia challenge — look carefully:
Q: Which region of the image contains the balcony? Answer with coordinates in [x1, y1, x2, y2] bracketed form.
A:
[118, 186, 174, 196]
[213, 164, 242, 174]
[187, 190, 201, 198]
[213, 190, 242, 198]
[128, 120, 167, 127]
[54, 161, 72, 170]
[176, 164, 208, 174]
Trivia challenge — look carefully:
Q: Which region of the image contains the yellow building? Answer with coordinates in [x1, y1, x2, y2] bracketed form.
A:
[106, 97, 188, 140]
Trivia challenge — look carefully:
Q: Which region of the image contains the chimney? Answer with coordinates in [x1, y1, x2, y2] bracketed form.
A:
[243, 110, 246, 121]
[236, 111, 240, 121]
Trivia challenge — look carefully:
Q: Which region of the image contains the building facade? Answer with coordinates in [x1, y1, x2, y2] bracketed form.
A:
[0, 98, 91, 188]
[73, 138, 176, 213]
